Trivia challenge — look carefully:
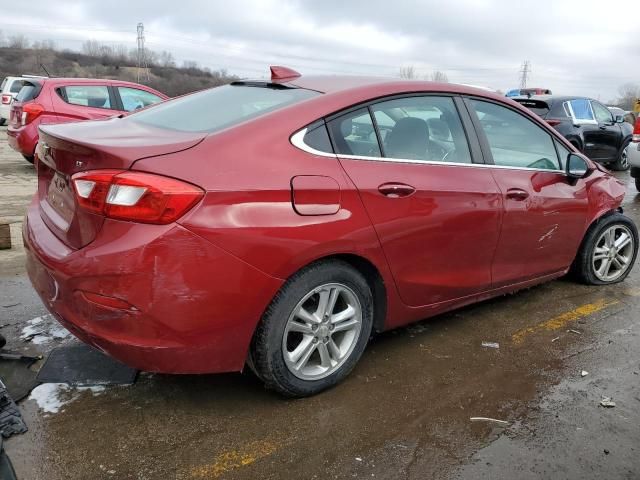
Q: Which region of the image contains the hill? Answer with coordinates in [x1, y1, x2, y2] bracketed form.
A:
[0, 45, 239, 97]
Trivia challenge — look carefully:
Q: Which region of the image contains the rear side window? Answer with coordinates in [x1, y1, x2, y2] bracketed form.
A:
[568, 99, 595, 123]
[129, 84, 319, 133]
[303, 123, 334, 153]
[469, 99, 560, 171]
[327, 108, 382, 158]
[0, 78, 7, 91]
[117, 86, 163, 112]
[58, 85, 112, 109]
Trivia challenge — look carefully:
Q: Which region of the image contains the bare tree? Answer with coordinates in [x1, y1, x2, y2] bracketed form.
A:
[399, 65, 416, 79]
[158, 51, 176, 68]
[82, 40, 102, 57]
[615, 83, 640, 111]
[182, 60, 199, 70]
[430, 70, 449, 83]
[0, 30, 5, 48]
[8, 34, 29, 49]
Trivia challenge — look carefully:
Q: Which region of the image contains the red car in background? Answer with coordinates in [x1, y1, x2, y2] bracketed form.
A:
[23, 67, 638, 397]
[7, 78, 167, 162]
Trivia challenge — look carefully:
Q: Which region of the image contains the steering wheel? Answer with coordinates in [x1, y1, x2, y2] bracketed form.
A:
[428, 141, 449, 162]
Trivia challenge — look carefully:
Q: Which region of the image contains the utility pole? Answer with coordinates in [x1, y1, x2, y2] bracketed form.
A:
[519, 60, 530, 89]
[136, 22, 149, 83]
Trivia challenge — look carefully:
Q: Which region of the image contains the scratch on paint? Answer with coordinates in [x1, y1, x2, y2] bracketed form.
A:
[512, 298, 619, 344]
[189, 440, 279, 478]
[538, 224, 559, 243]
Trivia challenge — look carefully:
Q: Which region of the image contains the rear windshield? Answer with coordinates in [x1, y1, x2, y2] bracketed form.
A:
[129, 84, 319, 133]
[515, 99, 549, 117]
[15, 82, 41, 102]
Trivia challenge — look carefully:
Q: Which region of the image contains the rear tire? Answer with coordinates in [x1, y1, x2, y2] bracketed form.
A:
[0, 118, 5, 127]
[572, 213, 638, 285]
[251, 260, 373, 397]
[609, 144, 630, 171]
[22, 155, 34, 164]
[636, 178, 640, 192]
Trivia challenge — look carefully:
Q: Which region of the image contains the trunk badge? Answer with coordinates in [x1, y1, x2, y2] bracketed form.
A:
[76, 161, 84, 168]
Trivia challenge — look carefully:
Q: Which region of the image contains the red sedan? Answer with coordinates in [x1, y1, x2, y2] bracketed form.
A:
[7, 77, 167, 162]
[24, 67, 638, 397]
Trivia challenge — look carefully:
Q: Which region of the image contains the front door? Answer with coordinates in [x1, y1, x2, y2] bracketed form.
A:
[466, 98, 589, 287]
[328, 96, 502, 307]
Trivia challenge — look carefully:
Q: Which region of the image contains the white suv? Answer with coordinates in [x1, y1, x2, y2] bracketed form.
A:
[0, 76, 44, 126]
[629, 114, 640, 191]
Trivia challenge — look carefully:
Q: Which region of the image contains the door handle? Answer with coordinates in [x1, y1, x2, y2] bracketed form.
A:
[599, 125, 607, 130]
[505, 188, 529, 201]
[378, 182, 416, 198]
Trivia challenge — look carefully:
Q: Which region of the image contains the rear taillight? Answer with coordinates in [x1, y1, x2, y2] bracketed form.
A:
[633, 118, 640, 143]
[21, 103, 44, 126]
[71, 170, 204, 224]
[1, 95, 11, 105]
[546, 119, 562, 127]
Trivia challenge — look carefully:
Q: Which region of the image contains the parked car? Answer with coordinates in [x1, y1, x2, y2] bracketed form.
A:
[628, 116, 640, 191]
[515, 96, 633, 170]
[0, 76, 44, 126]
[7, 77, 167, 162]
[24, 67, 638, 397]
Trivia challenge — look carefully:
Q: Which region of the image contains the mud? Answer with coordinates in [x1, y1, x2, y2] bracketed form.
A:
[1, 125, 639, 479]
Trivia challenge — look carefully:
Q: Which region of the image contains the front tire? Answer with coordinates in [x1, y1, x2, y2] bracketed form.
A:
[572, 213, 638, 285]
[609, 144, 630, 171]
[251, 260, 373, 397]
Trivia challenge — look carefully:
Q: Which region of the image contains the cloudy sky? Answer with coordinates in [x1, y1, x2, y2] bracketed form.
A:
[1, 0, 638, 100]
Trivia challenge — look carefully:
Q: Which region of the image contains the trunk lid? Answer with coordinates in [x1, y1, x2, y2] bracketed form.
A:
[36, 118, 205, 249]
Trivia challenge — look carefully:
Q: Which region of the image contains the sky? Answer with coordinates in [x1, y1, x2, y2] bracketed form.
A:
[0, 0, 638, 101]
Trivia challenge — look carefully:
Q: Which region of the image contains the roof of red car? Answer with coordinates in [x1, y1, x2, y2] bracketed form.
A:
[286, 74, 506, 102]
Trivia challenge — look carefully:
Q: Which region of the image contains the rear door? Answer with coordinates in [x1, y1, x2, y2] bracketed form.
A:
[330, 95, 502, 307]
[590, 100, 622, 161]
[52, 84, 120, 121]
[567, 98, 607, 160]
[465, 98, 589, 287]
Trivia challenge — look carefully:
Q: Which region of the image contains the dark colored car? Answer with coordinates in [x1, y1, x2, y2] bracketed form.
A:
[23, 67, 638, 397]
[515, 96, 633, 170]
[7, 78, 167, 162]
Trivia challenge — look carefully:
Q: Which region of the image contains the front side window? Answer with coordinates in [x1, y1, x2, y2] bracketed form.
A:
[60, 85, 112, 109]
[592, 101, 613, 124]
[371, 96, 472, 163]
[129, 84, 318, 133]
[327, 108, 381, 157]
[554, 140, 572, 169]
[469, 99, 560, 171]
[118, 87, 163, 112]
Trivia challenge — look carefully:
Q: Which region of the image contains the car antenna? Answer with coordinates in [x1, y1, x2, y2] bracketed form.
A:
[40, 63, 52, 78]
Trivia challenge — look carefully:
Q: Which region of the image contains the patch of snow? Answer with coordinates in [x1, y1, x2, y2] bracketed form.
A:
[28, 383, 70, 413]
[28, 383, 107, 414]
[20, 315, 70, 345]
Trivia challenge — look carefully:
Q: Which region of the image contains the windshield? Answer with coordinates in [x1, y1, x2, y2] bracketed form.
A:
[129, 84, 319, 133]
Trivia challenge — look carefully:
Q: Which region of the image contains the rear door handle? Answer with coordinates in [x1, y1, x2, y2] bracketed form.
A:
[505, 188, 529, 201]
[378, 182, 416, 198]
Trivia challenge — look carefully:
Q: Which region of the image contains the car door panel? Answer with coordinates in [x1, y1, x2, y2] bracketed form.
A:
[489, 168, 589, 286]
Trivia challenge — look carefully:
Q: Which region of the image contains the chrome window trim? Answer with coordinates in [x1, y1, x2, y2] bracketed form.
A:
[290, 127, 565, 174]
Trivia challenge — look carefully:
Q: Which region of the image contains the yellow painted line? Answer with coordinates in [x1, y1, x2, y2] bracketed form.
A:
[189, 440, 279, 479]
[512, 298, 619, 345]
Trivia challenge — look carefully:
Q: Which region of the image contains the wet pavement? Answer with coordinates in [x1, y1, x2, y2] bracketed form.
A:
[1, 124, 639, 479]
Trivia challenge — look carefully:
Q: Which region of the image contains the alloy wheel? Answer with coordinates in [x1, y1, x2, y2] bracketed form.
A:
[592, 224, 635, 282]
[282, 283, 362, 380]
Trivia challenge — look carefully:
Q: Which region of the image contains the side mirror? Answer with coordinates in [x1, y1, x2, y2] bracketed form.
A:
[615, 115, 625, 123]
[566, 153, 589, 179]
